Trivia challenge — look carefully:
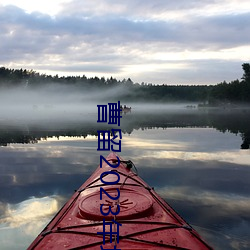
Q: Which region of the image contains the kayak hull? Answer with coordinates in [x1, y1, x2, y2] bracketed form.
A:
[28, 152, 213, 249]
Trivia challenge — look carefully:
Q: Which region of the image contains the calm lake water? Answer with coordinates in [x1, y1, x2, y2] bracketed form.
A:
[0, 104, 250, 249]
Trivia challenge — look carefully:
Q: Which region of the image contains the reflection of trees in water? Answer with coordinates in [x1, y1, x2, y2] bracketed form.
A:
[0, 109, 250, 149]
[0, 133, 38, 146]
[0, 123, 101, 146]
[202, 109, 250, 150]
[241, 134, 250, 149]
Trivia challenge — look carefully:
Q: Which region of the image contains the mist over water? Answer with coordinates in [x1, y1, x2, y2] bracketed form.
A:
[0, 85, 96, 122]
[0, 84, 197, 124]
[1, 84, 250, 149]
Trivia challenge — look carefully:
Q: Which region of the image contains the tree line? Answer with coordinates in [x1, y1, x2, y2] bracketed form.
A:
[0, 63, 249, 104]
[208, 63, 250, 105]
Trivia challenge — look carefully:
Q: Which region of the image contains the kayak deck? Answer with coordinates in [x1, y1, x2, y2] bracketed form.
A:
[28, 152, 213, 249]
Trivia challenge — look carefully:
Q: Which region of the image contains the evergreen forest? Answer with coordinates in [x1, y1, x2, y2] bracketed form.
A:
[0, 63, 250, 105]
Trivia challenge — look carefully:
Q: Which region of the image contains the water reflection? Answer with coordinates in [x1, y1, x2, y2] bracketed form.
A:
[0, 108, 250, 249]
[0, 107, 250, 149]
[0, 196, 59, 228]
[0, 196, 62, 250]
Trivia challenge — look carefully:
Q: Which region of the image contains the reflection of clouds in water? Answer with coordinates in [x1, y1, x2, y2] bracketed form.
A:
[0, 202, 8, 218]
[121, 128, 249, 166]
[157, 186, 250, 249]
[0, 196, 59, 230]
[0, 127, 249, 249]
[157, 186, 250, 216]
[43, 135, 97, 142]
[194, 223, 250, 250]
[122, 127, 243, 152]
[0, 196, 61, 249]
[123, 138, 185, 150]
[123, 130, 188, 150]
[0, 141, 101, 205]
[4, 141, 99, 177]
[153, 150, 250, 166]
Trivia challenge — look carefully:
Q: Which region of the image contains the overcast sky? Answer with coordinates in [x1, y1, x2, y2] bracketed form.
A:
[0, 0, 250, 85]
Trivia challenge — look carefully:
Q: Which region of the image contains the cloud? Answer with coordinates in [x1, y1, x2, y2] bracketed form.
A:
[0, 196, 59, 228]
[157, 186, 250, 216]
[58, 0, 244, 19]
[14, 6, 249, 49]
[0, 196, 61, 249]
[0, 1, 250, 84]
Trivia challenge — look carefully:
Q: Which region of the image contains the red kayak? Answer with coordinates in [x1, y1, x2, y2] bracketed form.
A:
[28, 152, 213, 249]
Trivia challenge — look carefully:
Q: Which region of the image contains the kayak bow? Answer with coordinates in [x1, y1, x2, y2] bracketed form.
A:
[28, 152, 213, 249]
